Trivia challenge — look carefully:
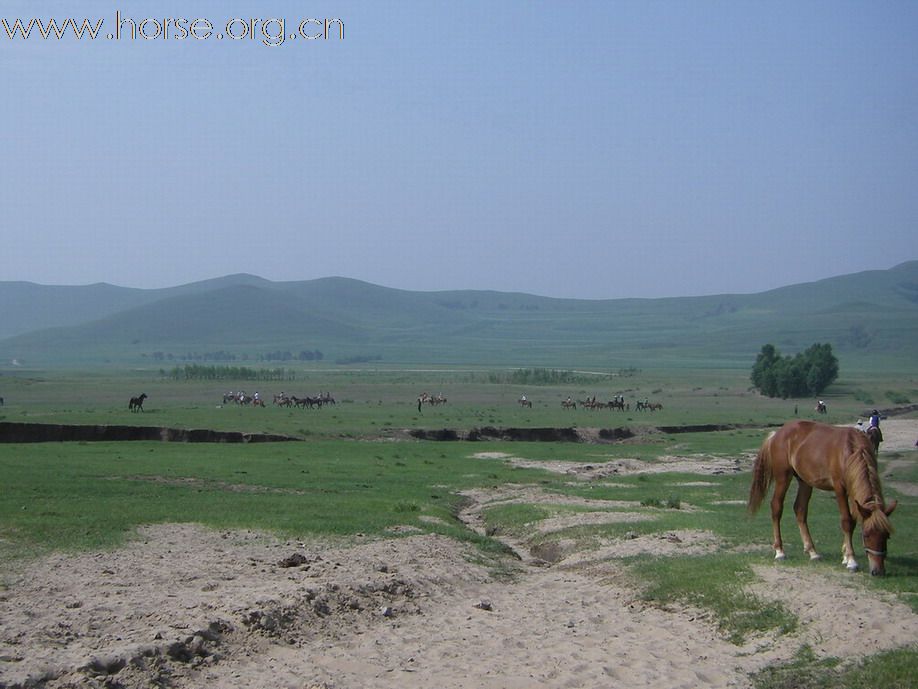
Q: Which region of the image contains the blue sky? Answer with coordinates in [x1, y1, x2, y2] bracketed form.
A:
[1, 1, 916, 298]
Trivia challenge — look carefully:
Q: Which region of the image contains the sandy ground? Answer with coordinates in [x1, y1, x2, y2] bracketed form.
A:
[1, 420, 915, 689]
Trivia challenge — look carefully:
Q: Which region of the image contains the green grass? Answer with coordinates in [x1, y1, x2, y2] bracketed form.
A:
[1, 365, 913, 441]
[480, 503, 552, 538]
[752, 645, 918, 689]
[0, 440, 555, 559]
[632, 553, 798, 644]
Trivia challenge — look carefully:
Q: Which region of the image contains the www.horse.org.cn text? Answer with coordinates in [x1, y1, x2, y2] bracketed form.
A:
[1, 12, 344, 47]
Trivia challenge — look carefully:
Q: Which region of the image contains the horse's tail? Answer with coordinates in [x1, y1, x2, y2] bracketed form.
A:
[748, 431, 776, 515]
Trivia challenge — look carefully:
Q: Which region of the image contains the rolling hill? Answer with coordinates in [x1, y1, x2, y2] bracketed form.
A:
[1, 262, 916, 368]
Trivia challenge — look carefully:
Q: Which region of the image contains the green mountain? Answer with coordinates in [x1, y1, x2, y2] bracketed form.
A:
[1, 262, 916, 368]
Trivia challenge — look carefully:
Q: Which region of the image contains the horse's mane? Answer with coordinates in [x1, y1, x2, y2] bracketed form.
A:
[842, 436, 893, 535]
[865, 503, 895, 537]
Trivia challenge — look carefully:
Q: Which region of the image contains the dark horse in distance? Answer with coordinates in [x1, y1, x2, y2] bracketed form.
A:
[129, 393, 148, 412]
[748, 420, 896, 576]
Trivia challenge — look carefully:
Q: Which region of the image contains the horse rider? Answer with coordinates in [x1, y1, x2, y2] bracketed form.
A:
[869, 409, 881, 430]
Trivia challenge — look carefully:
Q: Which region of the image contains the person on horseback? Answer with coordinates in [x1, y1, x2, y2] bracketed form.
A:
[867, 409, 883, 444]
[869, 409, 881, 430]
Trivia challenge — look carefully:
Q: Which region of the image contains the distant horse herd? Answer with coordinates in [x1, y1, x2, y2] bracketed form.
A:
[417, 392, 447, 411]
[555, 395, 660, 411]
[222, 391, 336, 409]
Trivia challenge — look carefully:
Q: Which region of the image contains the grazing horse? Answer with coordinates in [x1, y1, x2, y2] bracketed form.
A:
[518, 397, 532, 408]
[748, 420, 896, 576]
[129, 393, 147, 412]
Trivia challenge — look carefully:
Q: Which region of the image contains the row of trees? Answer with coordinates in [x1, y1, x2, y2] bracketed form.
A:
[487, 368, 615, 386]
[163, 365, 297, 381]
[262, 350, 325, 362]
[148, 350, 325, 363]
[751, 342, 839, 399]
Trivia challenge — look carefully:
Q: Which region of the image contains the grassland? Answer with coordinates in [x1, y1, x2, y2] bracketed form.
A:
[2, 363, 915, 436]
[1, 364, 916, 686]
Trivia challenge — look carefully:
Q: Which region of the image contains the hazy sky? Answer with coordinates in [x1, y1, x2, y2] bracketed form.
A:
[2, 1, 916, 299]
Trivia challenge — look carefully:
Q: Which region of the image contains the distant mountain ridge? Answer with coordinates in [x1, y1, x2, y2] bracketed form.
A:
[1, 262, 916, 367]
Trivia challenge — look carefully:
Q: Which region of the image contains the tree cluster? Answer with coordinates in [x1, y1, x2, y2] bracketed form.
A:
[751, 343, 839, 399]
[165, 365, 296, 381]
[260, 350, 324, 362]
[487, 368, 613, 386]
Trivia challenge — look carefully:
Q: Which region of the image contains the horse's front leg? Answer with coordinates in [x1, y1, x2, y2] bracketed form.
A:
[770, 475, 791, 560]
[833, 489, 858, 571]
[793, 482, 821, 560]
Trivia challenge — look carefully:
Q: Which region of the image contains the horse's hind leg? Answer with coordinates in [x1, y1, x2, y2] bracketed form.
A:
[793, 482, 821, 560]
[770, 474, 791, 560]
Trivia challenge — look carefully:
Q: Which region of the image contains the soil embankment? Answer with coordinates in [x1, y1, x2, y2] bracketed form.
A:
[0, 422, 298, 444]
[408, 423, 775, 443]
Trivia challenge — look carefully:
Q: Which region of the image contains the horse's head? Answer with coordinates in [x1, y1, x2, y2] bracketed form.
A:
[856, 500, 897, 576]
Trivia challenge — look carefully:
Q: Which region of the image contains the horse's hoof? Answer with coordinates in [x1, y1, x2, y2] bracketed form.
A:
[809, 552, 822, 561]
[846, 562, 859, 573]
[774, 552, 787, 561]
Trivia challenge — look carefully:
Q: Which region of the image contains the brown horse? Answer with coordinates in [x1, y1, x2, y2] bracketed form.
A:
[748, 420, 896, 576]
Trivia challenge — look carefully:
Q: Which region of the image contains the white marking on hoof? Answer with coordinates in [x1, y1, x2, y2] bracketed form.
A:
[808, 552, 822, 561]
[774, 550, 787, 561]
[846, 561, 859, 572]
